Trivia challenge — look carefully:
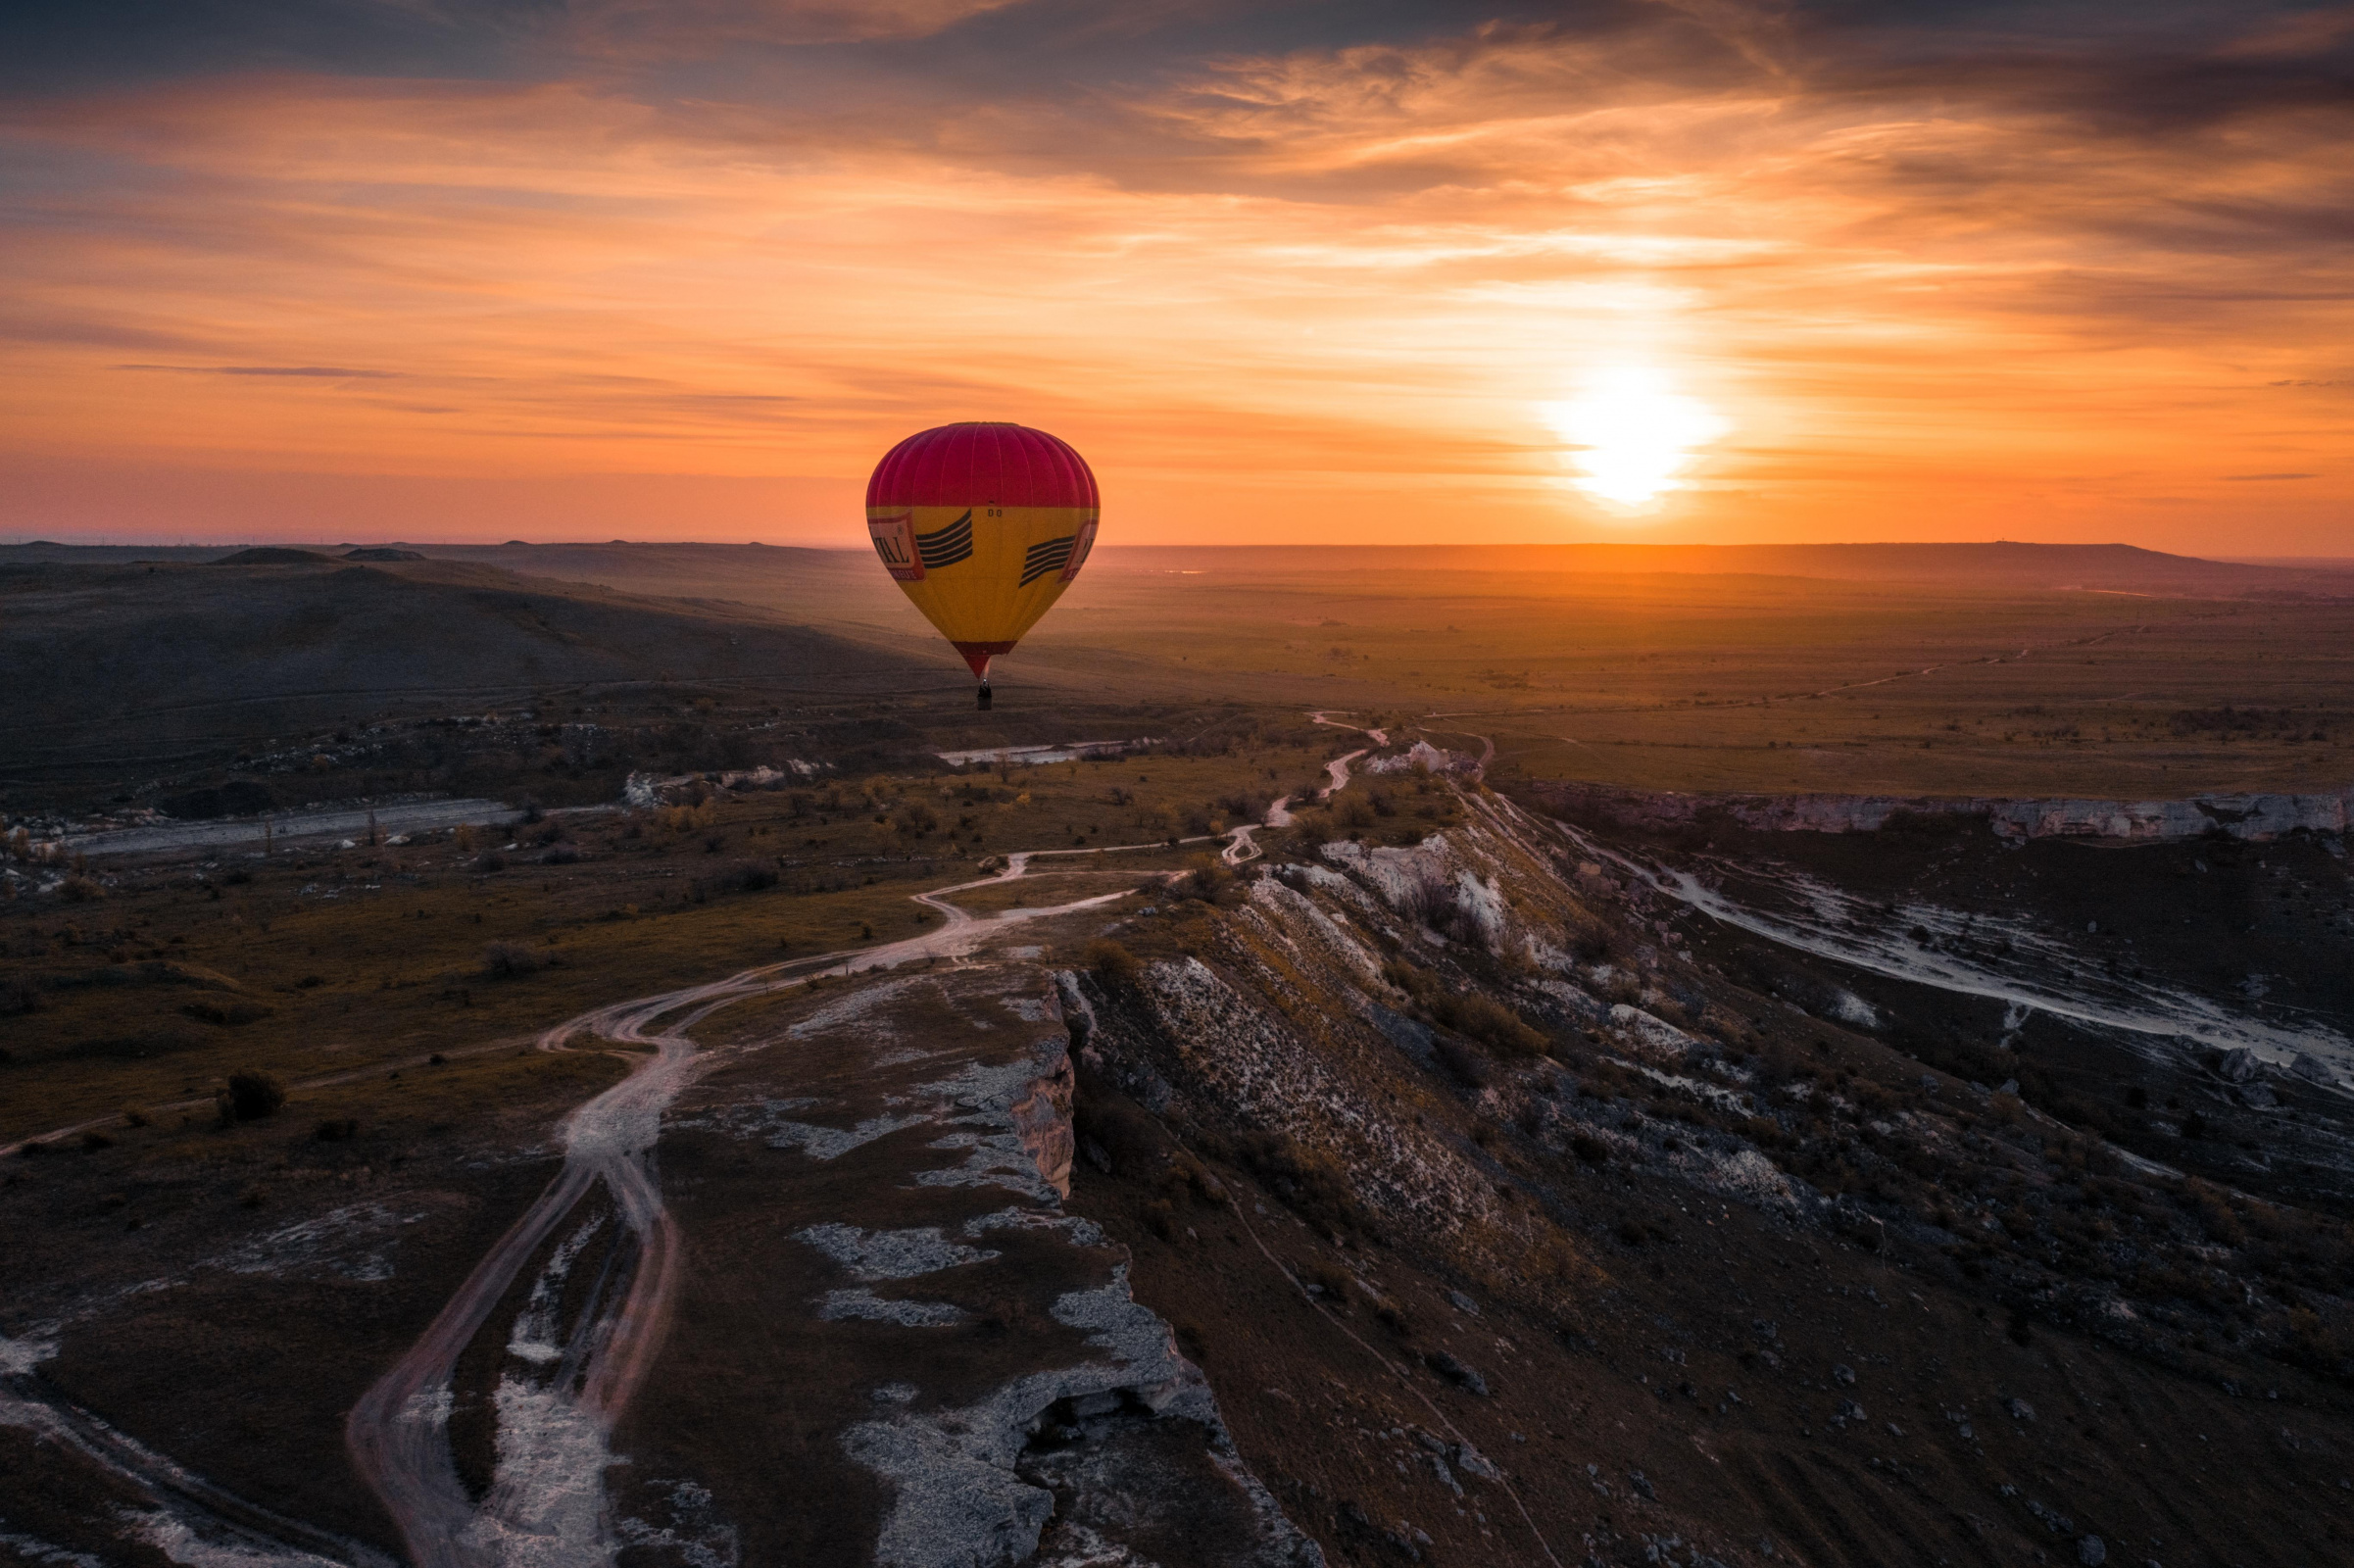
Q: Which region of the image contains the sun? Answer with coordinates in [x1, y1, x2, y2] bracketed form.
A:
[1542, 367, 1728, 510]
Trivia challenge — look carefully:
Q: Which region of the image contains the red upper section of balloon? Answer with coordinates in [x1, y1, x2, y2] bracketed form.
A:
[866, 422, 1099, 510]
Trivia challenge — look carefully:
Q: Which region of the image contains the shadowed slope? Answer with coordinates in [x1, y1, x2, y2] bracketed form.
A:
[0, 558, 952, 786]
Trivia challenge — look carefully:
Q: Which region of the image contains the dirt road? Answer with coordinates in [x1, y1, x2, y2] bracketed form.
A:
[344, 853, 1139, 1564]
[10, 720, 1374, 1563]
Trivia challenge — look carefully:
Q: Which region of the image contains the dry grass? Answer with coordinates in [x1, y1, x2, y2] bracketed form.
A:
[13, 569, 2352, 1146]
[0, 747, 1307, 1144]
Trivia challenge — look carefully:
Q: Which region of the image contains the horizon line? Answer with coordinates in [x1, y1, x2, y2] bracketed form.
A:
[7, 537, 2339, 559]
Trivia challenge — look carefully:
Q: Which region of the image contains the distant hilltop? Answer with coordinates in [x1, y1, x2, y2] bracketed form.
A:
[4, 534, 2354, 600]
[3, 538, 2350, 597]
[1091, 541, 2354, 596]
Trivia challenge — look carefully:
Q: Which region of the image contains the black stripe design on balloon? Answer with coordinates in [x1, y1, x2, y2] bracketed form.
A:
[1019, 535, 1075, 586]
[916, 511, 974, 569]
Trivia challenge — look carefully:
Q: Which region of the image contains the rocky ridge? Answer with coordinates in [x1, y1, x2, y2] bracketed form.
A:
[1534, 780, 2354, 843]
[1053, 780, 2354, 1565]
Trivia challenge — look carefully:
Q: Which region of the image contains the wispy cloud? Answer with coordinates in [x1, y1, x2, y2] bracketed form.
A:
[0, 2, 2349, 547]
[116, 364, 400, 377]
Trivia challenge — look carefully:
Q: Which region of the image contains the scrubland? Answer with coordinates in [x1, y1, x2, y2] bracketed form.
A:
[5, 540, 2353, 1565]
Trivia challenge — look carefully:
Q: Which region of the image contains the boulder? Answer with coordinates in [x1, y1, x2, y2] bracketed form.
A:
[1453, 1443, 1501, 1482]
[1423, 1350, 1490, 1396]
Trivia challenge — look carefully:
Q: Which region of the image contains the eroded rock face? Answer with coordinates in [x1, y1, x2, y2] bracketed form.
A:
[647, 963, 1318, 1568]
[1533, 780, 2354, 843]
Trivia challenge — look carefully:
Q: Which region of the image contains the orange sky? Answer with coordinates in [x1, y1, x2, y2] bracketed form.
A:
[2, 3, 2349, 550]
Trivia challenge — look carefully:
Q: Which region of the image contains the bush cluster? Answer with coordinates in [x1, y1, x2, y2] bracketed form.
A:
[218, 1069, 284, 1123]
[1082, 938, 1142, 986]
[687, 861, 779, 903]
[481, 941, 547, 978]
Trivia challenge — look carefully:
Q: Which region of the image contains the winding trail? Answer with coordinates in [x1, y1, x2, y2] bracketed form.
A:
[342, 729, 1396, 1560]
[1559, 824, 2354, 1080]
[1223, 712, 1391, 864]
[9, 719, 1385, 1562]
[344, 851, 1140, 1564]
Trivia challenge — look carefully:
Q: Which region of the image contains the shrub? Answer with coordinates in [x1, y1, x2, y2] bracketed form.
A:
[1287, 811, 1334, 849]
[481, 941, 544, 978]
[221, 1069, 285, 1122]
[1304, 1261, 1355, 1303]
[1082, 938, 1142, 987]
[1213, 791, 1272, 823]
[1, 975, 37, 1015]
[1570, 923, 1620, 963]
[476, 851, 509, 873]
[1171, 861, 1241, 906]
[314, 1117, 361, 1142]
[688, 861, 779, 902]
[1382, 958, 1436, 1000]
[1072, 1086, 1163, 1176]
[1433, 1037, 1492, 1089]
[182, 998, 274, 1027]
[656, 803, 715, 834]
[1235, 1132, 1368, 1241]
[1430, 992, 1548, 1057]
[60, 876, 107, 903]
[1401, 872, 1461, 932]
[1571, 1133, 1610, 1164]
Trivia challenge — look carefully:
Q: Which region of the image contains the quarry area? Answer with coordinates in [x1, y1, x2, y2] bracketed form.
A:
[5, 542, 2354, 1567]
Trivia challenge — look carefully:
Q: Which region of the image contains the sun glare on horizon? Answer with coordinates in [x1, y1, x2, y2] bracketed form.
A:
[1544, 368, 1729, 512]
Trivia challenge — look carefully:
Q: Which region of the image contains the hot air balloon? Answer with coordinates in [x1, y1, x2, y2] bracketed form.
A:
[865, 421, 1100, 709]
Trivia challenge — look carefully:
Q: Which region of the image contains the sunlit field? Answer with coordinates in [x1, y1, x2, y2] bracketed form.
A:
[1013, 562, 2354, 801]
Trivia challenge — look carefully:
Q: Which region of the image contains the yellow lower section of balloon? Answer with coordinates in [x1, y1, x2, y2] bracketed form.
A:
[865, 504, 1098, 657]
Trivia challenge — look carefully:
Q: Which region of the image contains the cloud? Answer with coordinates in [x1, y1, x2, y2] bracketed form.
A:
[564, 0, 1033, 52]
[116, 364, 400, 377]
[0, 2, 2349, 549]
